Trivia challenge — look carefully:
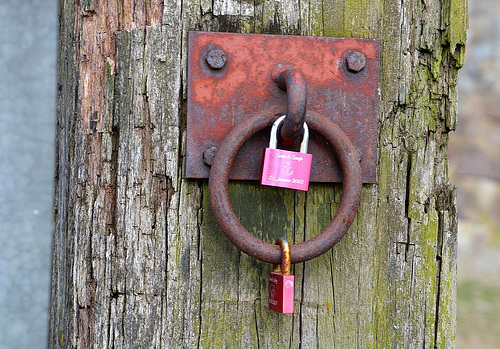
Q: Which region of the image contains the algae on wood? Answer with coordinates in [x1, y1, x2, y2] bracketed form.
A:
[50, 0, 466, 347]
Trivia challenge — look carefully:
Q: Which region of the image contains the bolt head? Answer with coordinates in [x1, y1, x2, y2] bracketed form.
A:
[346, 51, 366, 72]
[206, 49, 227, 70]
[203, 146, 218, 166]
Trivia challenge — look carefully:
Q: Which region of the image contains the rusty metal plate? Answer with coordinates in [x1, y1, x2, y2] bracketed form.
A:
[186, 31, 380, 183]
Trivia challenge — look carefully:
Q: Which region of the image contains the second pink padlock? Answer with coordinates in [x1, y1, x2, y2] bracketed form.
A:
[261, 115, 312, 191]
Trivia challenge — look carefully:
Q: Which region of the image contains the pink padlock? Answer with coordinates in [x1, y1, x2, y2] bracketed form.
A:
[269, 237, 294, 313]
[261, 115, 312, 191]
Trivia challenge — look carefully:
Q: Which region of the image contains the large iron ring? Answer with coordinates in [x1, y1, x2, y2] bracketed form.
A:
[208, 105, 362, 264]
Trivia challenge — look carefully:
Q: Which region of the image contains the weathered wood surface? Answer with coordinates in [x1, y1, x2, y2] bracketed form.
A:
[49, 0, 467, 347]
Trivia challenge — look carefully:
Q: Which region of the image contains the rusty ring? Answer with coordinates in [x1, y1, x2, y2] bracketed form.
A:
[208, 105, 362, 265]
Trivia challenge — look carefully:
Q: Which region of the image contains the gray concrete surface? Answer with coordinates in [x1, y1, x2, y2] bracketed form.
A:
[0, 1, 57, 348]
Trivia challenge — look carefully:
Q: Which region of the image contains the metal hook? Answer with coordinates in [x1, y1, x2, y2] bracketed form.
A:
[273, 68, 307, 146]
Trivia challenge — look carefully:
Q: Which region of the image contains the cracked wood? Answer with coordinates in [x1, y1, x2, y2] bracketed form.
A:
[49, 0, 466, 347]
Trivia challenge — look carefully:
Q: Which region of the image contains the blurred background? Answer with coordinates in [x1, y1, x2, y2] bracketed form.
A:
[0, 0, 497, 348]
[451, 0, 500, 347]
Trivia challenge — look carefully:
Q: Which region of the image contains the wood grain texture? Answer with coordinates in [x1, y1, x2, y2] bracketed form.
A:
[50, 0, 466, 347]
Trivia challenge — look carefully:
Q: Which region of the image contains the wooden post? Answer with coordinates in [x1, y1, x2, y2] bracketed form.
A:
[49, 0, 467, 347]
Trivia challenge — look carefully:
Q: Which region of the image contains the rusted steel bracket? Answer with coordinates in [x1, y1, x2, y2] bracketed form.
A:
[186, 31, 380, 183]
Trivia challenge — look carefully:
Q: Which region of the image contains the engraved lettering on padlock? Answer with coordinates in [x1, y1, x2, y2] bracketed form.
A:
[269, 237, 294, 313]
[261, 115, 312, 191]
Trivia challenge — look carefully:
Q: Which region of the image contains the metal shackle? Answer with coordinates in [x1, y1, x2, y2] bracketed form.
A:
[269, 115, 309, 153]
[272, 237, 291, 275]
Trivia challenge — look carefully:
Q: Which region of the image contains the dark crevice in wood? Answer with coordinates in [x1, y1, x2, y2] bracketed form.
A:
[405, 151, 412, 262]
[433, 184, 457, 348]
[107, 125, 120, 237]
[51, 0, 464, 346]
[196, 188, 204, 349]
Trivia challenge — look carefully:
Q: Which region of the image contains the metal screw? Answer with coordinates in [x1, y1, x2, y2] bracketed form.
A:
[203, 146, 218, 166]
[346, 51, 366, 72]
[206, 49, 227, 70]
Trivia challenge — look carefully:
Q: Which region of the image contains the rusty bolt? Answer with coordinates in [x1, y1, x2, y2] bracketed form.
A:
[346, 51, 366, 72]
[206, 49, 227, 70]
[203, 146, 218, 166]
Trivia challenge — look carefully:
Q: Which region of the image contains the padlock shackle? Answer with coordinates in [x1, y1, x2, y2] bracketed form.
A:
[269, 115, 309, 153]
[273, 238, 291, 275]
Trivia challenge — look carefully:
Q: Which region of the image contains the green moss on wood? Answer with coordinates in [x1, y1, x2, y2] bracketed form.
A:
[50, 0, 467, 347]
[447, 0, 468, 67]
[343, 0, 382, 38]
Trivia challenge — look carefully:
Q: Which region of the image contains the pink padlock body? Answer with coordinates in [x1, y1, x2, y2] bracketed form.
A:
[261, 148, 312, 191]
[269, 272, 294, 313]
